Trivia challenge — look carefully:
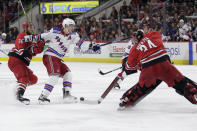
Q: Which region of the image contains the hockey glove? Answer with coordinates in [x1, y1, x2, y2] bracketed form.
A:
[122, 57, 137, 75]
[29, 40, 45, 56]
[89, 42, 100, 52]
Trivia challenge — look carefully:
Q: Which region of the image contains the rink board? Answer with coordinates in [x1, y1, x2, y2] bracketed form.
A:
[0, 41, 197, 65]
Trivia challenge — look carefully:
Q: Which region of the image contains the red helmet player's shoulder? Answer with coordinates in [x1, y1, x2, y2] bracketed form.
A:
[15, 32, 28, 49]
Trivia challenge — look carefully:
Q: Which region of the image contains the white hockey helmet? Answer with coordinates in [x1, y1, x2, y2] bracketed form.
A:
[1, 33, 6, 39]
[2, 33, 6, 37]
[62, 18, 75, 28]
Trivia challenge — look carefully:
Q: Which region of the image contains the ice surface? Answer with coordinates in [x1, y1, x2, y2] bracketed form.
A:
[0, 61, 197, 131]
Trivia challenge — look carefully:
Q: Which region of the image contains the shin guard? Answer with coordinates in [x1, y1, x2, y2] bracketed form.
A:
[119, 80, 162, 108]
[173, 77, 197, 104]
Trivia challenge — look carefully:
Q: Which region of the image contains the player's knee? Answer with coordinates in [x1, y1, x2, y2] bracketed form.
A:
[30, 74, 38, 85]
[63, 71, 72, 82]
[47, 75, 59, 86]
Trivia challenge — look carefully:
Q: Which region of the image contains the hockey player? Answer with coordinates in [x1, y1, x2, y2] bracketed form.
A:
[114, 26, 149, 89]
[114, 34, 138, 89]
[8, 21, 45, 105]
[119, 30, 197, 109]
[23, 18, 100, 104]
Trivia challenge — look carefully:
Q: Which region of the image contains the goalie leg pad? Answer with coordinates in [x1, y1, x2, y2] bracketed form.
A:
[173, 77, 197, 104]
[119, 80, 162, 108]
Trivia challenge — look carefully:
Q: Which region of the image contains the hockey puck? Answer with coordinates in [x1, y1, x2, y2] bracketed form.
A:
[80, 97, 84, 101]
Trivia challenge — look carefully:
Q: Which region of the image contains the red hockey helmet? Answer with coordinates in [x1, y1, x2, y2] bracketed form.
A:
[22, 21, 33, 30]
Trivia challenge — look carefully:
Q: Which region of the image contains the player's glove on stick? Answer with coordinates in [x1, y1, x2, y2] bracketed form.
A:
[89, 42, 100, 52]
[122, 57, 137, 75]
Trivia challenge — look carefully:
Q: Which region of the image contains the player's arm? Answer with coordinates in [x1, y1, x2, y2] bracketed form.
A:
[22, 29, 53, 43]
[122, 47, 139, 75]
[73, 33, 100, 52]
[23, 40, 45, 57]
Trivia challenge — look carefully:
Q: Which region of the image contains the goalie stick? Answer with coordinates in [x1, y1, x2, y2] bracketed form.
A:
[98, 67, 122, 75]
[80, 76, 120, 104]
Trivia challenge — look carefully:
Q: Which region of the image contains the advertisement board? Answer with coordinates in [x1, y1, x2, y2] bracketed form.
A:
[192, 42, 197, 64]
[40, 1, 99, 14]
[0, 42, 195, 64]
[108, 42, 128, 58]
[164, 42, 189, 60]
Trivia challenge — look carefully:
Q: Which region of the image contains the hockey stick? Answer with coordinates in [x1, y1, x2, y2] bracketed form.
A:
[19, 0, 34, 34]
[98, 67, 122, 75]
[80, 76, 120, 104]
[99, 37, 131, 47]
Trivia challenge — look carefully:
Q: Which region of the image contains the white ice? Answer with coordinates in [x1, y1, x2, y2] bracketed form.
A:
[0, 61, 197, 131]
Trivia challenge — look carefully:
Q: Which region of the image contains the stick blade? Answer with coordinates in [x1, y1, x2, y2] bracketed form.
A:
[80, 97, 103, 105]
[98, 68, 106, 75]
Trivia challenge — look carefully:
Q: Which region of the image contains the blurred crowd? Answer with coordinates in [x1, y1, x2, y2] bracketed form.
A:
[0, 0, 197, 43]
[76, 0, 197, 42]
[0, 0, 32, 43]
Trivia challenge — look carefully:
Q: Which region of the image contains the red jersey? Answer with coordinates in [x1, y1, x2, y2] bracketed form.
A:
[126, 31, 169, 70]
[15, 32, 32, 49]
[8, 32, 45, 66]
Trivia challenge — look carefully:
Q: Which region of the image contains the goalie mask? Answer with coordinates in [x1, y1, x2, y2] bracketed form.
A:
[136, 29, 144, 42]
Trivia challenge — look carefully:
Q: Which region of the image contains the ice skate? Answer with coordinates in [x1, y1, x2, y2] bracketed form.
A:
[62, 88, 77, 103]
[38, 94, 50, 104]
[16, 88, 30, 105]
[114, 83, 121, 90]
[117, 102, 127, 111]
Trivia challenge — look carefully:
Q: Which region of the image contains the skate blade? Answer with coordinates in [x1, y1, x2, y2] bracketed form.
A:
[63, 97, 78, 103]
[18, 100, 30, 105]
[114, 87, 120, 90]
[38, 100, 50, 105]
[117, 106, 126, 111]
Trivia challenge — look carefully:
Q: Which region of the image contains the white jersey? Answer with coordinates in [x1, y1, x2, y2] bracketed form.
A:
[122, 39, 135, 60]
[179, 24, 191, 40]
[40, 27, 89, 59]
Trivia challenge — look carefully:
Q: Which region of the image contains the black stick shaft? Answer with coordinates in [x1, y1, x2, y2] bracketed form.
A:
[99, 67, 122, 75]
[99, 37, 130, 47]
